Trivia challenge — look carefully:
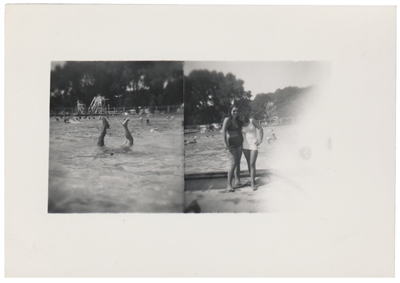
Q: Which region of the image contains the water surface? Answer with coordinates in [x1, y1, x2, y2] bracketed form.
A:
[48, 114, 184, 213]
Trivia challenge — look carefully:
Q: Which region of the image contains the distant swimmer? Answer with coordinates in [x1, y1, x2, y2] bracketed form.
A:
[184, 137, 197, 145]
[97, 117, 133, 147]
[69, 117, 81, 123]
[265, 133, 277, 144]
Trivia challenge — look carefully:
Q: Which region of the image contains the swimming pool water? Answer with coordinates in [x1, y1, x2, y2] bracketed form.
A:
[48, 114, 184, 213]
[49, 118, 327, 213]
[184, 124, 329, 176]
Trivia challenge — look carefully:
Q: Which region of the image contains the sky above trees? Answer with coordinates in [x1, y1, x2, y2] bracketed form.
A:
[183, 61, 331, 97]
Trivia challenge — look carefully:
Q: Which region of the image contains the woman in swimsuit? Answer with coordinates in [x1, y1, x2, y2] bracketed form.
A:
[238, 111, 263, 191]
[221, 105, 244, 192]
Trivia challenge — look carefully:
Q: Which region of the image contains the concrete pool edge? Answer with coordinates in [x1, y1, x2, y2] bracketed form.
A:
[184, 169, 273, 180]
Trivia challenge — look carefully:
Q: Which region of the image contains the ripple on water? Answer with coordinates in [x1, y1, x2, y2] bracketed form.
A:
[48, 115, 184, 213]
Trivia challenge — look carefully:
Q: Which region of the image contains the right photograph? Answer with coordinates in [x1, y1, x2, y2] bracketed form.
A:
[183, 61, 332, 213]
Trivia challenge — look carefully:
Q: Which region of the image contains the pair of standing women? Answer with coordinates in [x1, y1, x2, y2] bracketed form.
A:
[222, 105, 264, 192]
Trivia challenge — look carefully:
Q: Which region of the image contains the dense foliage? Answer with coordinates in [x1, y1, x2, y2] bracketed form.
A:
[184, 70, 252, 125]
[50, 61, 184, 112]
[51, 62, 316, 124]
[183, 69, 315, 125]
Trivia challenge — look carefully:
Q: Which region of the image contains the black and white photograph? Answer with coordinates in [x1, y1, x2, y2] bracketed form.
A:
[184, 61, 331, 213]
[48, 61, 185, 213]
[4, 4, 396, 278]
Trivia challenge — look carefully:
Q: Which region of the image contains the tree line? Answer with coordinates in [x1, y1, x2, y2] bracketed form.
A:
[183, 70, 252, 125]
[184, 69, 315, 125]
[50, 61, 184, 112]
[50, 62, 315, 124]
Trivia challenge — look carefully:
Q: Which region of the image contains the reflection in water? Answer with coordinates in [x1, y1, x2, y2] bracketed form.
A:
[48, 115, 184, 213]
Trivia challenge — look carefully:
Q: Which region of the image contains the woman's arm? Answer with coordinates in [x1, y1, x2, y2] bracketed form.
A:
[252, 119, 264, 145]
[221, 118, 230, 149]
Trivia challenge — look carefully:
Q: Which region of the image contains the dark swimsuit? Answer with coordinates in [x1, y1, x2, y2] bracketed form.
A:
[227, 121, 243, 149]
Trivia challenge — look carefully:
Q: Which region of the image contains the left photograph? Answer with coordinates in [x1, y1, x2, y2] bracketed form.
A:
[48, 61, 185, 213]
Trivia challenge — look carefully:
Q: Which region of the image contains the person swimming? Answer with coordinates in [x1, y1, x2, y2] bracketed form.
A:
[69, 117, 81, 123]
[97, 117, 133, 147]
[122, 118, 134, 147]
[184, 137, 197, 145]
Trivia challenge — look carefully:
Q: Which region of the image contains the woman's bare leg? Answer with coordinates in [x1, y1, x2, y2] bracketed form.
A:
[250, 150, 259, 190]
[97, 117, 110, 147]
[243, 149, 251, 179]
[122, 118, 134, 147]
[234, 147, 243, 185]
[226, 148, 237, 192]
